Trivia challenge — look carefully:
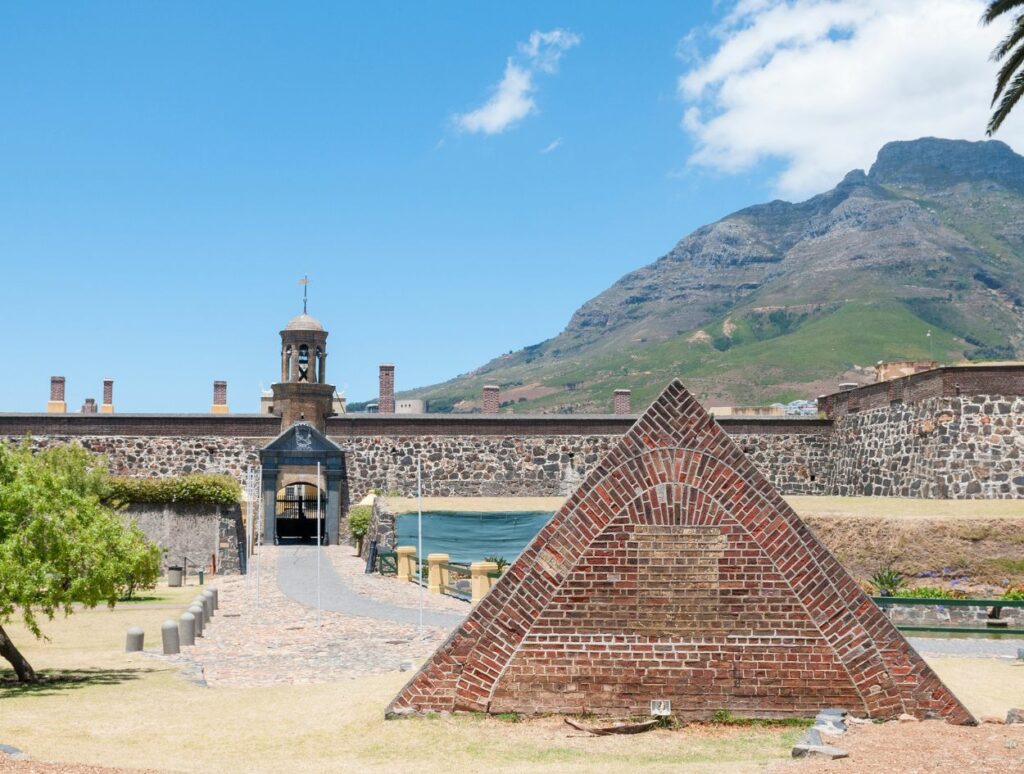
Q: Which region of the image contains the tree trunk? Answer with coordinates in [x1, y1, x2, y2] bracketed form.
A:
[0, 623, 38, 683]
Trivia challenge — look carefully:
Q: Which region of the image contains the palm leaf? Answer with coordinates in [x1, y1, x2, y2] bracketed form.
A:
[992, 27, 1024, 100]
[988, 69, 1024, 135]
[983, 0, 1024, 25]
[992, 16, 1024, 60]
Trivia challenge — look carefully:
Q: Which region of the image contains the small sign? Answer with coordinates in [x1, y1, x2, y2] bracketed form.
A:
[650, 699, 671, 717]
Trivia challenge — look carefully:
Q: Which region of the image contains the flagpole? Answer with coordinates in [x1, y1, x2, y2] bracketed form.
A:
[316, 461, 322, 628]
[417, 456, 423, 637]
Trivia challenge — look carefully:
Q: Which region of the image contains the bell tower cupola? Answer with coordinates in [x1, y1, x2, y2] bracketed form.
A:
[269, 278, 336, 432]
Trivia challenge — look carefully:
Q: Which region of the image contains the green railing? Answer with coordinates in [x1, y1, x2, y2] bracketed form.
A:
[376, 549, 397, 575]
[871, 596, 1024, 635]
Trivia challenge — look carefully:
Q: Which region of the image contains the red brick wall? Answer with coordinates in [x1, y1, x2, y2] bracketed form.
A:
[388, 380, 973, 723]
[482, 385, 500, 414]
[613, 389, 631, 415]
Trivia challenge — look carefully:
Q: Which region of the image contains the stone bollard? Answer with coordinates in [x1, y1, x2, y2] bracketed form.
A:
[396, 546, 416, 582]
[179, 612, 196, 646]
[470, 561, 499, 604]
[202, 590, 215, 617]
[189, 604, 205, 637]
[210, 587, 219, 610]
[125, 626, 144, 652]
[161, 620, 180, 655]
[194, 596, 211, 625]
[427, 554, 449, 594]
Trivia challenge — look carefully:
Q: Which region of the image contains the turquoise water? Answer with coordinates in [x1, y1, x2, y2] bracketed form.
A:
[395, 511, 554, 564]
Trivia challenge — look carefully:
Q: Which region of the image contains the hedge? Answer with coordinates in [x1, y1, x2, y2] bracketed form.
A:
[103, 474, 241, 507]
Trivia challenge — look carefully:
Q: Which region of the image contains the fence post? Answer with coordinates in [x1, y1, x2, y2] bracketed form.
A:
[396, 546, 416, 582]
[470, 561, 499, 604]
[427, 553, 449, 594]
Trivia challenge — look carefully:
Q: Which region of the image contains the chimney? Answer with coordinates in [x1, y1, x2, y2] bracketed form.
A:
[613, 389, 631, 415]
[212, 380, 229, 414]
[81, 398, 97, 414]
[47, 376, 67, 413]
[482, 385, 500, 415]
[100, 378, 114, 414]
[379, 364, 395, 414]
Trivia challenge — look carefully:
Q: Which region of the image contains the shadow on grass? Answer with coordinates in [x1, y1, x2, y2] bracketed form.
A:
[0, 668, 145, 698]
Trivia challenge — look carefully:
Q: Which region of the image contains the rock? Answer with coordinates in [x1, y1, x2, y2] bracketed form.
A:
[0, 745, 27, 760]
[846, 716, 872, 725]
[1007, 708, 1024, 725]
[819, 707, 849, 718]
[980, 715, 1005, 724]
[898, 713, 918, 723]
[792, 744, 849, 760]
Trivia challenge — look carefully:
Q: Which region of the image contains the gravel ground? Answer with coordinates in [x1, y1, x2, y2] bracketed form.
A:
[910, 636, 1024, 658]
[769, 718, 1024, 774]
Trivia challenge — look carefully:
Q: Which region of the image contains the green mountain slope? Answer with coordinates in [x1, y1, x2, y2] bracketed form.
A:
[404, 138, 1024, 413]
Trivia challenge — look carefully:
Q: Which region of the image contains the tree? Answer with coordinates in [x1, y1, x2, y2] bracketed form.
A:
[0, 441, 161, 682]
[984, 1, 1024, 135]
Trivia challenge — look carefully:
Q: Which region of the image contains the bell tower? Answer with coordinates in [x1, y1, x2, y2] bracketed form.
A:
[269, 279, 336, 432]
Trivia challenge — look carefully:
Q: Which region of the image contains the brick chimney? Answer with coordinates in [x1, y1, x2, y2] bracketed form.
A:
[613, 389, 631, 415]
[379, 364, 395, 414]
[81, 398, 97, 414]
[482, 385, 500, 414]
[100, 378, 114, 414]
[212, 380, 229, 414]
[47, 376, 67, 413]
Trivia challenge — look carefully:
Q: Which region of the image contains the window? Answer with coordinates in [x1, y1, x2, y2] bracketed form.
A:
[298, 345, 309, 381]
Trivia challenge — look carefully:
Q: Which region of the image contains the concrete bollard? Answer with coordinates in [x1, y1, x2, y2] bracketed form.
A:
[427, 553, 449, 594]
[194, 596, 211, 625]
[189, 604, 205, 637]
[396, 546, 415, 582]
[161, 620, 180, 655]
[210, 587, 219, 610]
[179, 612, 196, 646]
[125, 626, 144, 652]
[202, 589, 215, 617]
[470, 561, 500, 604]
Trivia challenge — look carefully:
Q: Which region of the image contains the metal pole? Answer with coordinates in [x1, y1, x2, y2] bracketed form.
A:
[417, 456, 423, 637]
[255, 480, 262, 614]
[316, 461, 322, 628]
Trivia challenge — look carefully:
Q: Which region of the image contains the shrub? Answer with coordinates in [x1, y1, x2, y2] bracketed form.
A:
[114, 524, 162, 600]
[348, 505, 372, 542]
[1002, 583, 1024, 601]
[103, 474, 240, 506]
[484, 555, 509, 574]
[899, 586, 966, 600]
[869, 568, 904, 596]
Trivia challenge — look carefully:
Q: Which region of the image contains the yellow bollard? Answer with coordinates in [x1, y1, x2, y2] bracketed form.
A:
[396, 546, 416, 582]
[427, 553, 449, 594]
[470, 561, 499, 604]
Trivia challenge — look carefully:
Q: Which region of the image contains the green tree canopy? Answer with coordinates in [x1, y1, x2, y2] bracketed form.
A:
[0, 441, 161, 682]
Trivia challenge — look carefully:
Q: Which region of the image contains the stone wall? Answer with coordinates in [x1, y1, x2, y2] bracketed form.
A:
[3, 434, 267, 479]
[826, 394, 1024, 498]
[121, 502, 245, 575]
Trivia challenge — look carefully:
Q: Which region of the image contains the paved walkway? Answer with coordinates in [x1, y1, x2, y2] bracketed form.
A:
[275, 544, 465, 628]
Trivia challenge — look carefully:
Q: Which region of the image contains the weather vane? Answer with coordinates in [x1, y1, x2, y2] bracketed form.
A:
[299, 275, 309, 314]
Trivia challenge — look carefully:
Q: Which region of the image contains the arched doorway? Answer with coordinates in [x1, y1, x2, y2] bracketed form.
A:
[274, 481, 328, 545]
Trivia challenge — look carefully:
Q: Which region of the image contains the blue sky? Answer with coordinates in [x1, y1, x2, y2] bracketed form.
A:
[1, 1, 1018, 412]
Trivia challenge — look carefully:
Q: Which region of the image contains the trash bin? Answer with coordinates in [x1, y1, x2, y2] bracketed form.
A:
[198, 570, 205, 586]
[167, 566, 183, 587]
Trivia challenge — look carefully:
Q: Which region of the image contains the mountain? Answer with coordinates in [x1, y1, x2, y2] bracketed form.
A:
[404, 138, 1024, 413]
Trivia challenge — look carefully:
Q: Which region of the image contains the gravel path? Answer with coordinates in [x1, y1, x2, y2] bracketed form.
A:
[910, 635, 1024, 658]
[275, 544, 466, 628]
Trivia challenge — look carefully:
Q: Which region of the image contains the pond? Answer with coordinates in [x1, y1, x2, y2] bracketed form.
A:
[394, 511, 554, 565]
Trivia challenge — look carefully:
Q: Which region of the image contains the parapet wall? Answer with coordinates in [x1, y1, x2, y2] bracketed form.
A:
[2, 374, 1023, 500]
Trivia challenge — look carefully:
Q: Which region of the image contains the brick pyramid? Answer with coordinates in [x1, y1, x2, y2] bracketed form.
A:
[388, 381, 974, 723]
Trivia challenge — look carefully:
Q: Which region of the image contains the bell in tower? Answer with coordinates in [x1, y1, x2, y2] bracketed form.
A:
[269, 280, 337, 432]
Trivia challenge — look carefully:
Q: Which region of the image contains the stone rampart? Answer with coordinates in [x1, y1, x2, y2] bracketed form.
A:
[827, 394, 1024, 498]
[121, 502, 245, 575]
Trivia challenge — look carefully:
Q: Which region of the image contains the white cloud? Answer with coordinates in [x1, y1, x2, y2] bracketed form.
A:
[540, 138, 563, 154]
[455, 29, 580, 135]
[679, 0, 1024, 199]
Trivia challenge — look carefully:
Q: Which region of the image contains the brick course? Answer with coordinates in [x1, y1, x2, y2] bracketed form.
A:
[387, 380, 973, 723]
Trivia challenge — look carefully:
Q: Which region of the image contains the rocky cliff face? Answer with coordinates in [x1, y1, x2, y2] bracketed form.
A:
[408, 138, 1024, 412]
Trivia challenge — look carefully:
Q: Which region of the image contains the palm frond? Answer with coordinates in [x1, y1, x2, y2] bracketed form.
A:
[983, 0, 1024, 25]
[992, 37, 1024, 101]
[988, 69, 1024, 135]
[992, 16, 1024, 60]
